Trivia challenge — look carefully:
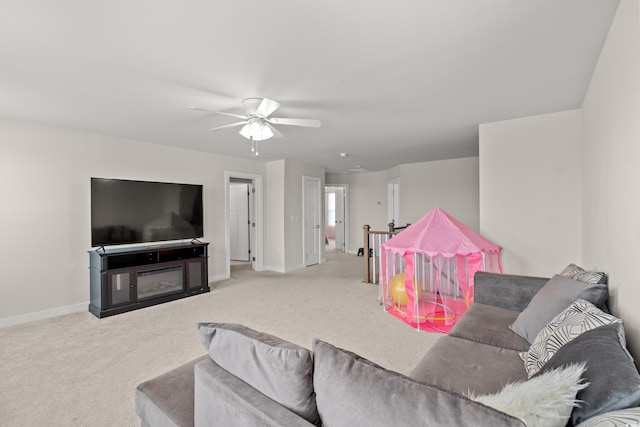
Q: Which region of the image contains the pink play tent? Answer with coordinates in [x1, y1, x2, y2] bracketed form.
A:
[380, 207, 502, 333]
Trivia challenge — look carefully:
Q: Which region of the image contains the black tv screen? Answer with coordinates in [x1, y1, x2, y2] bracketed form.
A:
[91, 178, 204, 247]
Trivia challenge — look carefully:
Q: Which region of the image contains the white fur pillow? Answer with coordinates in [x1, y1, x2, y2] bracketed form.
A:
[468, 363, 588, 427]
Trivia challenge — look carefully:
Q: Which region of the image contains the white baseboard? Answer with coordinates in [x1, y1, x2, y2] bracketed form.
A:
[0, 269, 307, 328]
[262, 265, 286, 273]
[261, 264, 305, 273]
[285, 264, 305, 273]
[0, 302, 87, 329]
[208, 273, 229, 283]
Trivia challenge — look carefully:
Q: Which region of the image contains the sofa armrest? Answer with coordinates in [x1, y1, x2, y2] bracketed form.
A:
[474, 272, 549, 312]
[135, 355, 209, 427]
[194, 358, 316, 427]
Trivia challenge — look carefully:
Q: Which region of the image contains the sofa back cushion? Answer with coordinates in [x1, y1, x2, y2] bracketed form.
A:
[509, 275, 608, 343]
[312, 339, 525, 427]
[535, 322, 640, 425]
[520, 299, 621, 378]
[198, 323, 318, 424]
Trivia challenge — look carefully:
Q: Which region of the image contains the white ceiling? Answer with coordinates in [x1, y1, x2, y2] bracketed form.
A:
[0, 0, 619, 173]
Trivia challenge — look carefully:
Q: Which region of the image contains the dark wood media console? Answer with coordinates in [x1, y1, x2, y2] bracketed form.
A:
[88, 242, 209, 318]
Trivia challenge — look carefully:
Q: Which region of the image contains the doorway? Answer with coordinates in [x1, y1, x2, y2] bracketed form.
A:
[225, 171, 262, 277]
[229, 180, 251, 262]
[387, 178, 400, 227]
[324, 184, 349, 253]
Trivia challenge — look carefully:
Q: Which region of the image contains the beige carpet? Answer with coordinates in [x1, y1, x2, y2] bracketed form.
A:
[0, 250, 441, 426]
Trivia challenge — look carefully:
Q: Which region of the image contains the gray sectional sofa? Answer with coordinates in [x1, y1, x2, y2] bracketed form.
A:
[135, 271, 640, 426]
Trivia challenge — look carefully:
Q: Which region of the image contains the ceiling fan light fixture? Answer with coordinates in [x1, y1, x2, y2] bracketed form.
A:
[239, 118, 273, 141]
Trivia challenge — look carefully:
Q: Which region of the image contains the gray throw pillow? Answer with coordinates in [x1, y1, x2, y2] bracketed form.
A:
[197, 323, 319, 424]
[311, 339, 525, 427]
[509, 275, 608, 343]
[536, 323, 640, 426]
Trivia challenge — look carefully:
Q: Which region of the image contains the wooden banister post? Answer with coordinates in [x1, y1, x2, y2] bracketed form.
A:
[388, 222, 395, 232]
[363, 225, 371, 283]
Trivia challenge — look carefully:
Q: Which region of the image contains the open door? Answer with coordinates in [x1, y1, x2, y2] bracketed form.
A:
[334, 187, 345, 252]
[226, 172, 262, 276]
[229, 183, 250, 261]
[304, 176, 321, 266]
[325, 184, 349, 254]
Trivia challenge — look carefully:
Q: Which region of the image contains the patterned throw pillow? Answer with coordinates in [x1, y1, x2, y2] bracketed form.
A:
[575, 407, 640, 426]
[520, 299, 621, 377]
[560, 263, 606, 284]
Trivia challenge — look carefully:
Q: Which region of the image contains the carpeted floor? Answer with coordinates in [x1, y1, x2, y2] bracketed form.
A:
[0, 250, 441, 426]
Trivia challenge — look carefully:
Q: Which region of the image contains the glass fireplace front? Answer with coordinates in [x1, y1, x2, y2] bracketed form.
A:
[137, 265, 184, 301]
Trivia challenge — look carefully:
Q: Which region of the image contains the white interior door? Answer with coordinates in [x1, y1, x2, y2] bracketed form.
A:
[388, 180, 400, 226]
[304, 176, 321, 266]
[334, 187, 345, 253]
[248, 182, 256, 269]
[229, 183, 250, 261]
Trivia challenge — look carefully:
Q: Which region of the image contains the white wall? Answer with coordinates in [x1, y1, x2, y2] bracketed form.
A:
[263, 159, 325, 272]
[479, 110, 582, 276]
[398, 157, 480, 230]
[264, 160, 286, 272]
[0, 118, 267, 323]
[327, 158, 480, 254]
[581, 0, 640, 355]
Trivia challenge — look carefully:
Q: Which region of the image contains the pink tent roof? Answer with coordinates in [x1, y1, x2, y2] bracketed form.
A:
[381, 207, 501, 258]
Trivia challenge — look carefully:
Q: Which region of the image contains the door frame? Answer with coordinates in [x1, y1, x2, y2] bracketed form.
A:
[324, 184, 349, 256]
[225, 170, 263, 276]
[229, 181, 250, 262]
[302, 176, 322, 266]
[387, 178, 400, 226]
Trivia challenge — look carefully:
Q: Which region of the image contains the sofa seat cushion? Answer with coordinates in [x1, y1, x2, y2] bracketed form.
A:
[409, 336, 528, 396]
[135, 355, 208, 427]
[197, 323, 318, 424]
[312, 339, 525, 427]
[449, 303, 530, 352]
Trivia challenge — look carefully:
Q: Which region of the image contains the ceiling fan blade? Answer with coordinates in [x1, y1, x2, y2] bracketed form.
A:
[268, 118, 321, 128]
[190, 107, 247, 120]
[265, 122, 284, 139]
[256, 98, 281, 118]
[209, 121, 248, 131]
[216, 111, 248, 120]
[189, 106, 214, 113]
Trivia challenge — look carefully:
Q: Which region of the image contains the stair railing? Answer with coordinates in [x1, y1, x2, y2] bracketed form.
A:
[362, 222, 410, 284]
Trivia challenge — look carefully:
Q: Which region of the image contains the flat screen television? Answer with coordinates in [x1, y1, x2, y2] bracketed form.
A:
[91, 178, 204, 247]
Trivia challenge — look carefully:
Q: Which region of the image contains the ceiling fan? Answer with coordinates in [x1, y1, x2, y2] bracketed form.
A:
[191, 98, 321, 155]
